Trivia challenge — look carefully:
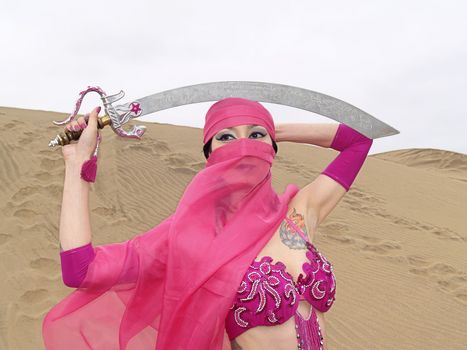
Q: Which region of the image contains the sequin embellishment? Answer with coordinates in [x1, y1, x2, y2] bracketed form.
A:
[231, 256, 298, 328]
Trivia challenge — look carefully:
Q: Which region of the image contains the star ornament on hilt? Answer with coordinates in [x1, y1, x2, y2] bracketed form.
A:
[48, 86, 146, 147]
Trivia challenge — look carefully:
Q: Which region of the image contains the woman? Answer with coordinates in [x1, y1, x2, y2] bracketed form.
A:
[43, 97, 373, 349]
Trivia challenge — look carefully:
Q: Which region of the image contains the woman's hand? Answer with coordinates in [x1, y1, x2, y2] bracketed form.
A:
[61, 106, 101, 163]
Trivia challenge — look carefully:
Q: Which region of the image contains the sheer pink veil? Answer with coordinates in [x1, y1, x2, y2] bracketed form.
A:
[42, 98, 299, 349]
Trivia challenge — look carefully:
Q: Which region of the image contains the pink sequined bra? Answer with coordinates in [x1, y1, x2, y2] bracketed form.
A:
[225, 217, 336, 342]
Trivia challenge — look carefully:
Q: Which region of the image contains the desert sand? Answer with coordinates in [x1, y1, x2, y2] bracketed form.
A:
[0, 106, 466, 349]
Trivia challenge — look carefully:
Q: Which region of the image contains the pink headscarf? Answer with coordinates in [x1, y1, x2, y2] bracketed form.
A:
[42, 97, 299, 349]
[203, 97, 276, 144]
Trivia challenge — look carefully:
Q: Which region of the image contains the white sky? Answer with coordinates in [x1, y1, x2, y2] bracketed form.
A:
[1, 0, 466, 155]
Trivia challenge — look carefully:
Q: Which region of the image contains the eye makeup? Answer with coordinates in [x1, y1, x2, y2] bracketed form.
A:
[215, 126, 268, 141]
[216, 126, 267, 141]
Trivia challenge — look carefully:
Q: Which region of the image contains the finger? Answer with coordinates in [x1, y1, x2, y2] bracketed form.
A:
[77, 116, 87, 129]
[86, 106, 100, 130]
[66, 122, 79, 131]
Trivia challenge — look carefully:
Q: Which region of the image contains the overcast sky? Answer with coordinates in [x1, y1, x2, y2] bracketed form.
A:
[1, 0, 466, 156]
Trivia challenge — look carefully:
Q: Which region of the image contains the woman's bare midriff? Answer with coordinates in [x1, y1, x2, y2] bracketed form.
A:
[231, 197, 328, 350]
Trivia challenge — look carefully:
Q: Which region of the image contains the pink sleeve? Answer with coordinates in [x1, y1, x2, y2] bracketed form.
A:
[60, 242, 96, 288]
[321, 123, 373, 191]
[58, 221, 169, 289]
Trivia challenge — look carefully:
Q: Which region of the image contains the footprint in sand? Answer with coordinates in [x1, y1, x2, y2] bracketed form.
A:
[13, 208, 39, 219]
[322, 233, 356, 245]
[320, 222, 402, 255]
[408, 262, 456, 277]
[163, 153, 199, 175]
[3, 122, 18, 129]
[93, 205, 117, 217]
[406, 254, 431, 267]
[335, 189, 465, 244]
[163, 153, 191, 167]
[11, 186, 40, 202]
[357, 234, 381, 243]
[319, 222, 355, 244]
[360, 206, 466, 243]
[39, 157, 63, 171]
[30, 257, 59, 271]
[429, 227, 464, 242]
[42, 183, 63, 199]
[348, 189, 385, 205]
[353, 232, 400, 254]
[122, 138, 172, 155]
[0, 233, 11, 245]
[33, 171, 52, 182]
[319, 222, 363, 245]
[18, 131, 35, 145]
[10, 184, 62, 207]
[0, 140, 20, 183]
[19, 289, 50, 304]
[407, 258, 467, 304]
[454, 290, 467, 304]
[190, 161, 206, 172]
[359, 241, 402, 255]
[437, 275, 467, 291]
[143, 138, 172, 155]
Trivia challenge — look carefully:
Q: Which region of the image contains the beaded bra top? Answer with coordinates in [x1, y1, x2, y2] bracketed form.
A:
[225, 216, 336, 340]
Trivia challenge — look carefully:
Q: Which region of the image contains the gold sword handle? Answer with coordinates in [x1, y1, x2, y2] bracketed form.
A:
[49, 115, 112, 147]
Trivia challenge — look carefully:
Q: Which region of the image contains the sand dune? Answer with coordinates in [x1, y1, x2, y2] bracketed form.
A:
[373, 148, 467, 182]
[0, 106, 466, 349]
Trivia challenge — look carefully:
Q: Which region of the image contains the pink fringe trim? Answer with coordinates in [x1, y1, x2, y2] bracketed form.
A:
[294, 307, 324, 349]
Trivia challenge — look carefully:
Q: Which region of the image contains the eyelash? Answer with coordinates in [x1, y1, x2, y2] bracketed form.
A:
[216, 131, 266, 141]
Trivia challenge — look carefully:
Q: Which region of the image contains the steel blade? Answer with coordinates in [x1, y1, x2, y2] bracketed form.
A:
[116, 81, 399, 139]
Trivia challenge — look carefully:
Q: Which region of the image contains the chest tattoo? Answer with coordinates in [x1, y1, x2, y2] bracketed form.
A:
[279, 208, 309, 250]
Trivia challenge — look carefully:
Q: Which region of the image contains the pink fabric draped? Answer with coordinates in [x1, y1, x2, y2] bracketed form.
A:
[43, 136, 299, 349]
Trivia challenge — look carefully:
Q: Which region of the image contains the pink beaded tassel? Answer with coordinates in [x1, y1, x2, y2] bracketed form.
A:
[80, 132, 101, 183]
[294, 306, 324, 349]
[80, 155, 98, 182]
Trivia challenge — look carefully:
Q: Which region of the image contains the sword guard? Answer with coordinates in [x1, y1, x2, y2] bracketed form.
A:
[48, 86, 146, 147]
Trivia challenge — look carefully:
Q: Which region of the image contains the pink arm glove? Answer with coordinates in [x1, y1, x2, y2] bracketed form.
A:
[321, 123, 373, 191]
[60, 242, 96, 288]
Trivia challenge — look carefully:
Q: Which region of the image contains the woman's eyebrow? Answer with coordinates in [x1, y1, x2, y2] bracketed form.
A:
[222, 125, 263, 131]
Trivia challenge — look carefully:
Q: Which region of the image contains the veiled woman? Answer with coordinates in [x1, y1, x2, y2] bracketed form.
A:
[42, 97, 373, 349]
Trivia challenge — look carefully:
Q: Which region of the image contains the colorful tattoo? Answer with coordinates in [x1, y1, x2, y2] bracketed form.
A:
[280, 208, 309, 250]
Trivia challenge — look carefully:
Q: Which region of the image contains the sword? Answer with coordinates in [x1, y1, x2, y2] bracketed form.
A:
[48, 81, 399, 147]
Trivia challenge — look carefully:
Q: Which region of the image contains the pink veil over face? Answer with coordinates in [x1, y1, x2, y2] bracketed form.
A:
[42, 98, 299, 349]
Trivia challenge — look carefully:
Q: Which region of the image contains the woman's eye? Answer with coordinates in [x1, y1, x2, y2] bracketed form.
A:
[216, 131, 265, 141]
[250, 131, 266, 138]
[217, 134, 233, 141]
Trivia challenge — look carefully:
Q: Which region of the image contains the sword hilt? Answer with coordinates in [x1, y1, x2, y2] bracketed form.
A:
[48, 115, 111, 147]
[48, 86, 146, 148]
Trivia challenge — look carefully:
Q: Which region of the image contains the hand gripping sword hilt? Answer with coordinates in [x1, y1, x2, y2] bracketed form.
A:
[48, 86, 147, 147]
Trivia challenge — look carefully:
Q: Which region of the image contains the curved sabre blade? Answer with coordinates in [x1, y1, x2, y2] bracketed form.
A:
[116, 81, 399, 139]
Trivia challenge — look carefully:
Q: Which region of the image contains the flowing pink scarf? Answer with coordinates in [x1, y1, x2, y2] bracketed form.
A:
[42, 98, 299, 349]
